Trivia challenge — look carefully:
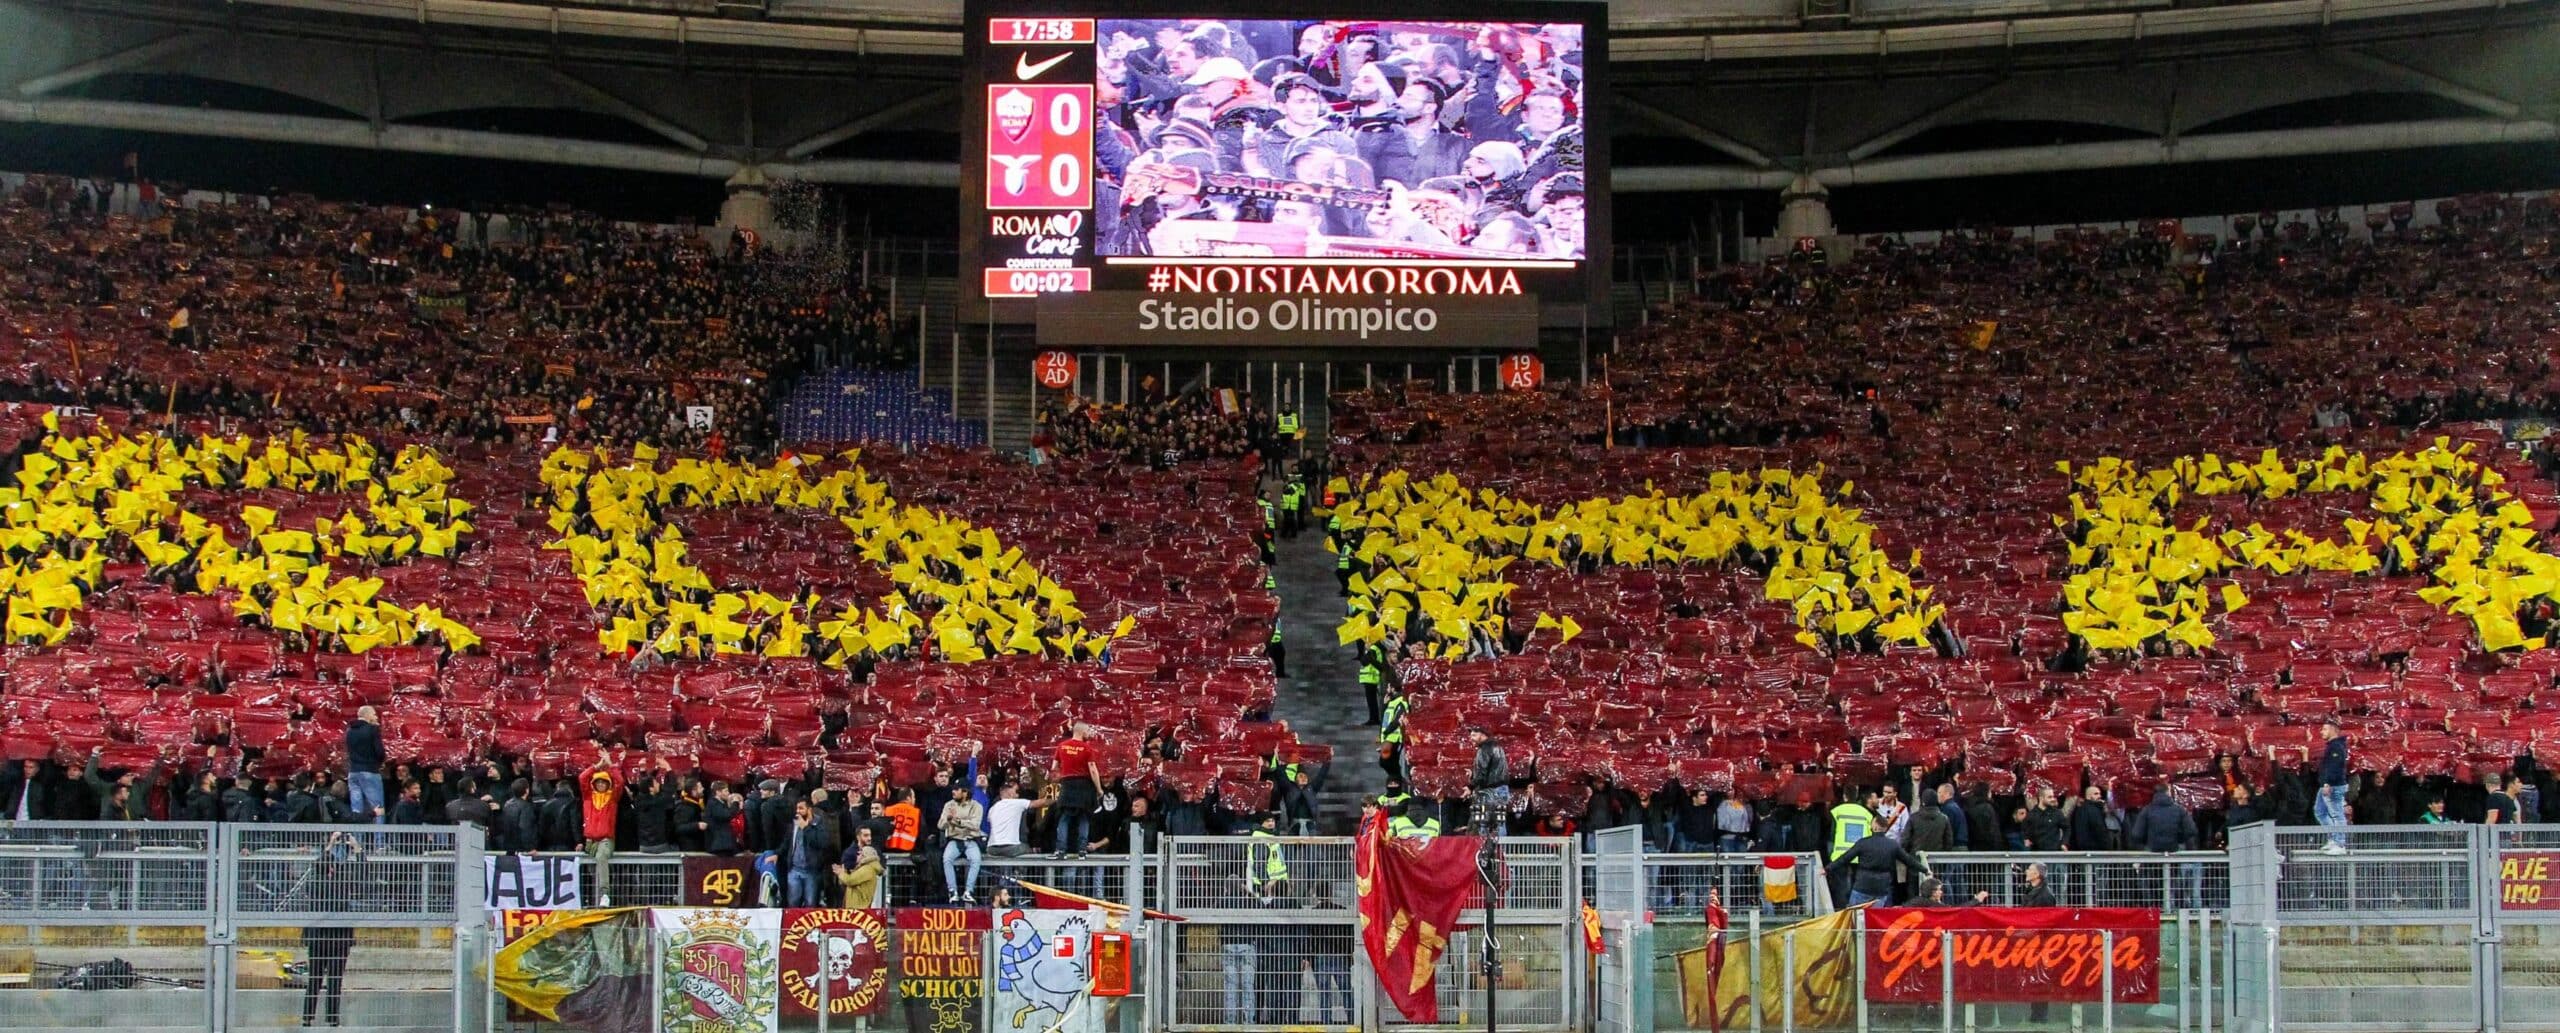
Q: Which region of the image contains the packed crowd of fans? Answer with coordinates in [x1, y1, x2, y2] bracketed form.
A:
[0, 174, 897, 455]
[15, 165, 2560, 875]
[1034, 383, 1284, 468]
[1338, 193, 2560, 849]
[0, 172, 1308, 904]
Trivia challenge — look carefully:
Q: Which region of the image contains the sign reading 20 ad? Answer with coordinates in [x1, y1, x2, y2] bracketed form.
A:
[983, 17, 1097, 299]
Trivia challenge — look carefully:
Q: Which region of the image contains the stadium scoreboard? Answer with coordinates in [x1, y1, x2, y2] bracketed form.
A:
[961, 0, 1609, 340]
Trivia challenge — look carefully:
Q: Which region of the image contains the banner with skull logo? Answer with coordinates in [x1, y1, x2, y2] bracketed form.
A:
[781, 909, 892, 1019]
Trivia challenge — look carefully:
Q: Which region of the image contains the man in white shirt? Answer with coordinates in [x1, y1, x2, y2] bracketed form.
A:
[1877, 785, 1912, 843]
[985, 783, 1034, 858]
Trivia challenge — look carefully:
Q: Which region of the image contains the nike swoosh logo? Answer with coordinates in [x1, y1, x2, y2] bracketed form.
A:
[1016, 51, 1072, 80]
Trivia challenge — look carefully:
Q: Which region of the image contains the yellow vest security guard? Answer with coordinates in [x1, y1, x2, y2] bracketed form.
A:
[1248, 825, 1289, 890]
[1828, 800, 1876, 861]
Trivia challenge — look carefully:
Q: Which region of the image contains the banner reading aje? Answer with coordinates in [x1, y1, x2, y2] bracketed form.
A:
[1037, 292, 1540, 349]
[1863, 907, 2161, 1004]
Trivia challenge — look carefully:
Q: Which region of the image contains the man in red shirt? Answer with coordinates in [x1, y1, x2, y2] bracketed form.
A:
[580, 748, 625, 906]
[1052, 724, 1103, 859]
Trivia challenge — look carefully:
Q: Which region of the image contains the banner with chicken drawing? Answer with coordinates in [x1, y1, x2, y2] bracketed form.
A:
[989, 908, 1103, 1033]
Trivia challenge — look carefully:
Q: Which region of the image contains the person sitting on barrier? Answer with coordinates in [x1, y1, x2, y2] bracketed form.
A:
[1827, 822, 1927, 907]
[939, 782, 987, 905]
[578, 752, 625, 906]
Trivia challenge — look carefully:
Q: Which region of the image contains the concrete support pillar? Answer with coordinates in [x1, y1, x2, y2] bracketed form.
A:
[719, 165, 775, 239]
[1774, 173, 1835, 241]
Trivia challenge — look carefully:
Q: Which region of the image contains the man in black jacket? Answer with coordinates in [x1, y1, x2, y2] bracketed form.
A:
[757, 782, 797, 859]
[345, 706, 386, 824]
[1826, 827, 1928, 907]
[420, 768, 452, 825]
[2316, 720, 2351, 855]
[171, 772, 217, 823]
[1963, 784, 2003, 852]
[444, 778, 494, 830]
[2128, 785, 2202, 908]
[388, 781, 427, 826]
[2, 761, 51, 821]
[703, 784, 741, 856]
[2016, 862, 2058, 907]
[672, 778, 709, 853]
[2068, 785, 2114, 851]
[1907, 798, 1954, 853]
[2129, 789, 2197, 853]
[282, 776, 324, 826]
[539, 784, 581, 851]
[500, 779, 541, 853]
[222, 777, 264, 823]
[629, 767, 674, 853]
[2223, 785, 2266, 845]
[2023, 788, 2066, 851]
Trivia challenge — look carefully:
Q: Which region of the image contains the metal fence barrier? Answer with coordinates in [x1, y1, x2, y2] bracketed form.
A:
[0, 820, 481, 1032]
[21, 819, 2560, 1031]
[2227, 823, 2522, 1033]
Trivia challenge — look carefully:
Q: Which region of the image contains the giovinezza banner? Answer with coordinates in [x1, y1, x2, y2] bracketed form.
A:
[1036, 291, 1539, 348]
[1862, 907, 2161, 1004]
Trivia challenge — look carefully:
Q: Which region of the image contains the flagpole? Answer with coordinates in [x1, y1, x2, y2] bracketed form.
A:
[1481, 849, 1499, 1033]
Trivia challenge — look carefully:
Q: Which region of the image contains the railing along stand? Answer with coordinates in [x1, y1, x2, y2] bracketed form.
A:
[1477, 808, 1508, 1033]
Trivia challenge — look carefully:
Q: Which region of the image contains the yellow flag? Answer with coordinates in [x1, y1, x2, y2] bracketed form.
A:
[1557, 615, 1582, 645]
[1112, 614, 1138, 640]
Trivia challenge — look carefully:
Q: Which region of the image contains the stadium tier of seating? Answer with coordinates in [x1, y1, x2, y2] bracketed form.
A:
[1334, 195, 2560, 829]
[0, 174, 1307, 831]
[778, 369, 982, 448]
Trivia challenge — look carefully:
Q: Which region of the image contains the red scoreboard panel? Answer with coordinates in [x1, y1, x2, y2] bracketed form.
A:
[984, 85, 1096, 211]
[978, 17, 1097, 298]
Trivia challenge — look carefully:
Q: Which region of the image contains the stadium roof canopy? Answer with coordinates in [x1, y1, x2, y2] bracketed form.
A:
[3, 0, 2554, 191]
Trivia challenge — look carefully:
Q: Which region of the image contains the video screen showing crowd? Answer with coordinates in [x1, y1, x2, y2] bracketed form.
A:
[1095, 18, 1588, 261]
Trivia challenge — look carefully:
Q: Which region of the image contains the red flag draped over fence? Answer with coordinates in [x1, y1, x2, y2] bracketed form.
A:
[1354, 824, 1484, 1023]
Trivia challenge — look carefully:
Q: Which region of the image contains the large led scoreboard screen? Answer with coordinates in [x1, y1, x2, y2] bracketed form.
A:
[962, 0, 1609, 320]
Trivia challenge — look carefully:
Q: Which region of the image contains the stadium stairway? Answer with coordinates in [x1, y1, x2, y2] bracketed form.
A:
[1266, 475, 1386, 834]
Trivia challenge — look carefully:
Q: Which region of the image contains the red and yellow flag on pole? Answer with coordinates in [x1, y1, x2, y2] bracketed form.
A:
[1354, 821, 1483, 1023]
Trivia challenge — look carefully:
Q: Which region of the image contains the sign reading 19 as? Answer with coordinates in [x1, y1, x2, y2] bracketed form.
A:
[994, 18, 1094, 44]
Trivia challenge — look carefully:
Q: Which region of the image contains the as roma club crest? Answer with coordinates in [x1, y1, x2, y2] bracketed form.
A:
[662, 910, 778, 1032]
[994, 89, 1035, 143]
